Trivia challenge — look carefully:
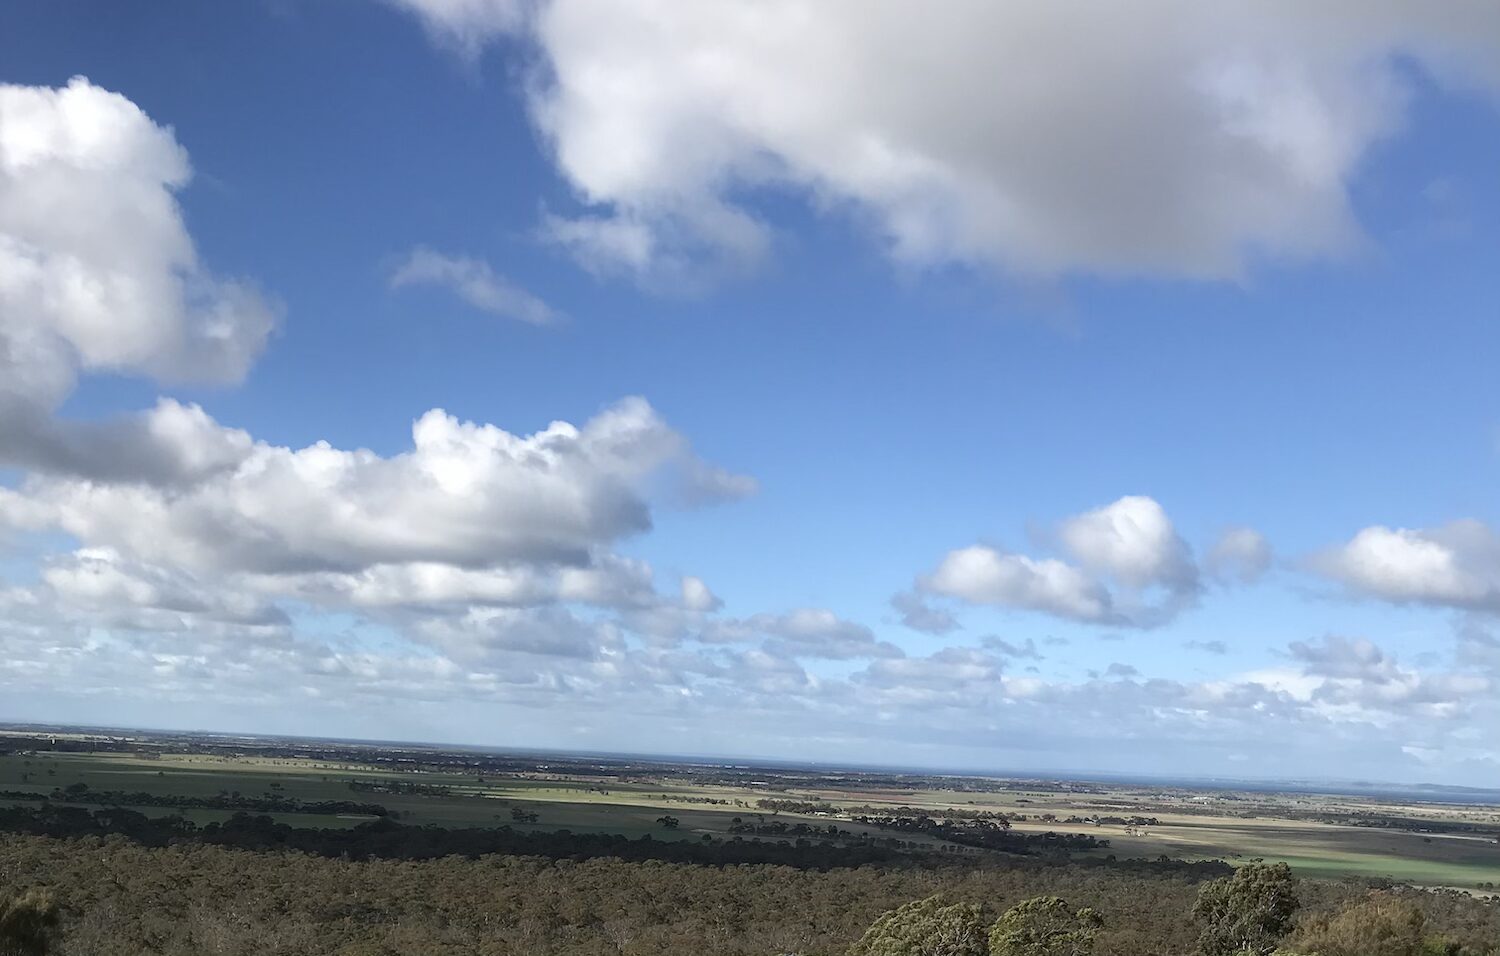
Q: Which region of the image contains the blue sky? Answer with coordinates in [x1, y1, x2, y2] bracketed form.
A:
[1, 1, 1499, 784]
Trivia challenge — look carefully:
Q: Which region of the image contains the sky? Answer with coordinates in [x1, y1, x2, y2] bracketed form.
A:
[1, 1, 1499, 785]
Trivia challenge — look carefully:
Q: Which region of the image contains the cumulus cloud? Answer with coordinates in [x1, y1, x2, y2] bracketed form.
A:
[890, 589, 959, 635]
[0, 78, 277, 456]
[263, 552, 661, 612]
[409, 605, 625, 662]
[0, 397, 753, 575]
[1314, 520, 1500, 611]
[717, 647, 816, 696]
[0, 75, 810, 734]
[390, 247, 559, 325]
[6, 552, 1495, 777]
[700, 607, 903, 660]
[1288, 634, 1397, 681]
[1059, 496, 1199, 594]
[754, 608, 903, 660]
[922, 545, 1114, 623]
[857, 647, 1005, 696]
[1281, 634, 1489, 720]
[980, 636, 1041, 660]
[396, 0, 1500, 286]
[383, 0, 529, 58]
[1, 398, 255, 486]
[678, 575, 722, 613]
[39, 547, 287, 632]
[0, 79, 771, 703]
[1207, 526, 1273, 584]
[5, 67, 1496, 780]
[916, 496, 1199, 628]
[0, 551, 292, 697]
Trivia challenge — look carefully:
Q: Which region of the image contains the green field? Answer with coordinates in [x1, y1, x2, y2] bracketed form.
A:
[773, 781, 1500, 890]
[3, 749, 1498, 889]
[0, 751, 941, 845]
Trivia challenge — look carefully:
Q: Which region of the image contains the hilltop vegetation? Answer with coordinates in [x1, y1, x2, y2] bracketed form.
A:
[2, 836, 1498, 956]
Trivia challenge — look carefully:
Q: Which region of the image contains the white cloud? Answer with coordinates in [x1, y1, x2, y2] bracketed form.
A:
[679, 575, 721, 613]
[6, 553, 1496, 777]
[890, 589, 959, 635]
[390, 247, 559, 325]
[383, 0, 529, 58]
[700, 607, 903, 660]
[4, 67, 1497, 781]
[0, 78, 277, 486]
[718, 647, 816, 696]
[1288, 634, 1398, 682]
[1284, 634, 1490, 720]
[539, 202, 771, 292]
[38, 547, 287, 632]
[1058, 496, 1198, 593]
[2, 398, 255, 485]
[916, 496, 1199, 628]
[0, 76, 814, 739]
[0, 78, 765, 704]
[754, 608, 903, 660]
[0, 77, 277, 414]
[1314, 521, 1500, 611]
[980, 636, 1041, 660]
[410, 605, 625, 661]
[397, 1, 1500, 285]
[858, 647, 1005, 695]
[923, 545, 1115, 624]
[263, 552, 661, 611]
[0, 397, 753, 575]
[1207, 526, 1273, 584]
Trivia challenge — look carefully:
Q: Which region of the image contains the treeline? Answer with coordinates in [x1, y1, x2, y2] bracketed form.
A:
[844, 805, 1015, 824]
[0, 803, 904, 869]
[0, 802, 1233, 878]
[1327, 812, 1500, 839]
[757, 798, 839, 814]
[724, 818, 920, 851]
[1063, 815, 1160, 827]
[852, 813, 1108, 854]
[836, 806, 1158, 828]
[651, 794, 733, 805]
[2, 832, 1496, 956]
[348, 779, 453, 797]
[0, 784, 386, 817]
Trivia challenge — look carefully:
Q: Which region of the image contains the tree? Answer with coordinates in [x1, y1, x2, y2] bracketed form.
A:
[1284, 894, 1455, 956]
[1192, 862, 1300, 956]
[656, 815, 680, 829]
[0, 890, 61, 956]
[989, 897, 1103, 956]
[848, 895, 989, 956]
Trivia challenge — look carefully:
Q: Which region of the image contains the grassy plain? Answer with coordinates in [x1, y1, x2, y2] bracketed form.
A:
[3, 749, 1497, 889]
[783, 782, 1500, 889]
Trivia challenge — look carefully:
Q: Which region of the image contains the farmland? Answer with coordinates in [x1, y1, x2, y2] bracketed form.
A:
[2, 728, 1497, 891]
